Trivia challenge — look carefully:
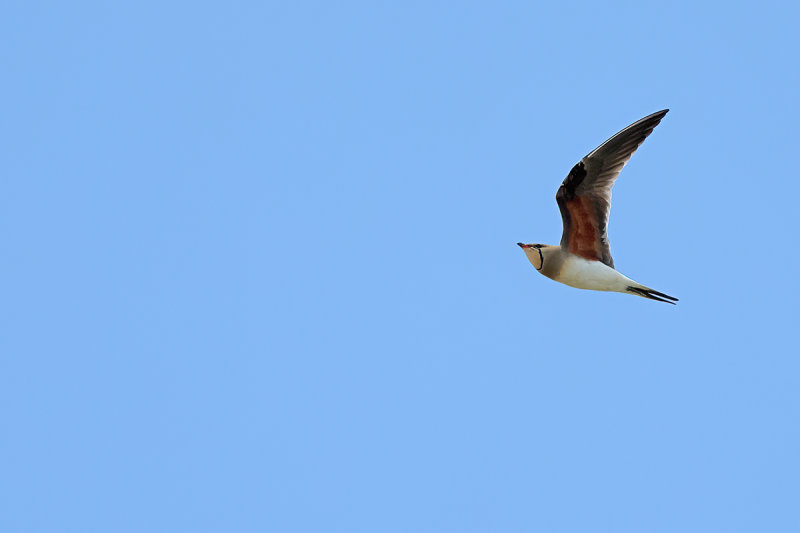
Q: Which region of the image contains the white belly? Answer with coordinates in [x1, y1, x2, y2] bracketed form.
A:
[558, 256, 635, 292]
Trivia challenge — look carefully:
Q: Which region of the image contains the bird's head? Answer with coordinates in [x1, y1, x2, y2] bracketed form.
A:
[517, 242, 554, 271]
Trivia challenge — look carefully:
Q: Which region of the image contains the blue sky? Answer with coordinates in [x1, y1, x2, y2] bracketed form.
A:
[2, 1, 799, 532]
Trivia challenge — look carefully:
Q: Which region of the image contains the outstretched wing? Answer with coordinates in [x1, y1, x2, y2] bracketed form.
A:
[555, 109, 668, 268]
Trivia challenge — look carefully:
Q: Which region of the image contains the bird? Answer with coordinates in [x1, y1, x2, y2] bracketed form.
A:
[517, 109, 678, 304]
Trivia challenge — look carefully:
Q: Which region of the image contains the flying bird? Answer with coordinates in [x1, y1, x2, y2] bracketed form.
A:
[518, 109, 678, 304]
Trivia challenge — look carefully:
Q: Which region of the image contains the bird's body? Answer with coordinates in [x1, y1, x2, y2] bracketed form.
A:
[518, 110, 678, 304]
[556, 254, 637, 292]
[522, 244, 637, 292]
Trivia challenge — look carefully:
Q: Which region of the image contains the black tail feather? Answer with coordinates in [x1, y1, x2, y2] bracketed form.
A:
[627, 286, 678, 304]
[646, 288, 678, 301]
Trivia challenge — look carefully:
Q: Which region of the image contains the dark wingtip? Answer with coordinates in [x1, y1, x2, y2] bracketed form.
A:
[642, 109, 669, 122]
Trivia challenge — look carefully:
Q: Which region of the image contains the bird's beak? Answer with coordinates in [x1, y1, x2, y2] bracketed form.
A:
[517, 242, 527, 248]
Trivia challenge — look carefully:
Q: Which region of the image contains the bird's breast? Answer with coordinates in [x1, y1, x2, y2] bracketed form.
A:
[555, 255, 632, 292]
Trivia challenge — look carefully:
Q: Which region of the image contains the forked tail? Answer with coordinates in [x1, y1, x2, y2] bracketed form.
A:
[626, 285, 679, 304]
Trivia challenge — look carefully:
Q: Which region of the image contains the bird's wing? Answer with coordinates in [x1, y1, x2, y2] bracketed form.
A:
[555, 109, 668, 268]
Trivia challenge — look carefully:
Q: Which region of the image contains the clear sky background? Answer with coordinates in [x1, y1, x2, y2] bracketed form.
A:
[2, 2, 799, 532]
